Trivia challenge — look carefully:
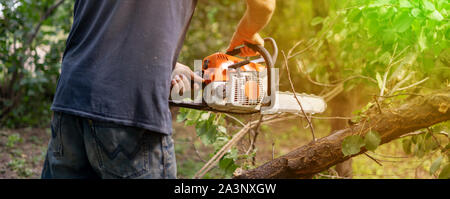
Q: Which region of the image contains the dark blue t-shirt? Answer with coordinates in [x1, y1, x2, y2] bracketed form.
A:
[51, 0, 197, 135]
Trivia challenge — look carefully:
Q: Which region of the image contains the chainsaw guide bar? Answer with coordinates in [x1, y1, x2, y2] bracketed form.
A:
[170, 92, 326, 115]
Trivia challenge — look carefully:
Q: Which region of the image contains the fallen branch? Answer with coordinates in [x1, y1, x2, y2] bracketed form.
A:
[234, 88, 450, 179]
[282, 51, 316, 141]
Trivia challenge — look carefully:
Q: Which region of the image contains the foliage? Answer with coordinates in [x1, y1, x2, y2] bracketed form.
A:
[364, 131, 381, 151]
[320, 0, 449, 178]
[309, 0, 449, 93]
[178, 0, 246, 65]
[439, 163, 450, 179]
[342, 130, 381, 156]
[0, 0, 73, 127]
[429, 156, 443, 175]
[342, 135, 366, 156]
[400, 122, 449, 178]
[177, 108, 240, 177]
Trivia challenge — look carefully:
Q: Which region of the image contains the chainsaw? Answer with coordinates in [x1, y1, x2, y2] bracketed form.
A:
[169, 37, 326, 115]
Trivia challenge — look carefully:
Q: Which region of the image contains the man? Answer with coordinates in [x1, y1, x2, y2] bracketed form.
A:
[42, 0, 275, 179]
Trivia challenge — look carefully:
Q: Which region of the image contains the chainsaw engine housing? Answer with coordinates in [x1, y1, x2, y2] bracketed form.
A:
[202, 53, 269, 113]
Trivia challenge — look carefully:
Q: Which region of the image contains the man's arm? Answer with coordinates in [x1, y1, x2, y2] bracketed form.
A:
[227, 0, 276, 56]
[171, 0, 275, 95]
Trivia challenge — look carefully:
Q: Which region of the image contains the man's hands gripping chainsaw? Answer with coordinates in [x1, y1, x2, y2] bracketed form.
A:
[171, 63, 203, 98]
[226, 0, 276, 57]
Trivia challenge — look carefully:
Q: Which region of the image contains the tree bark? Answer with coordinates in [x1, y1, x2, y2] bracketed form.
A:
[234, 88, 450, 179]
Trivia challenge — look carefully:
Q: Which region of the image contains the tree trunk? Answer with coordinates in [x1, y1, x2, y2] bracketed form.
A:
[234, 88, 450, 179]
[329, 91, 356, 178]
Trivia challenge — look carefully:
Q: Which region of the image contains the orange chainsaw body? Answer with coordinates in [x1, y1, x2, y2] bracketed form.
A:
[202, 53, 266, 84]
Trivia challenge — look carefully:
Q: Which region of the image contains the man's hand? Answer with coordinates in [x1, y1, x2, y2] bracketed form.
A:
[171, 63, 203, 96]
[228, 31, 264, 57]
[227, 0, 276, 57]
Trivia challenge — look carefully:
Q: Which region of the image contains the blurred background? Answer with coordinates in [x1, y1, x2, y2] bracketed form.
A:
[0, 0, 448, 179]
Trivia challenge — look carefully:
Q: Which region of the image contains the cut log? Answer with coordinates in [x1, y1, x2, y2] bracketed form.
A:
[234, 88, 450, 179]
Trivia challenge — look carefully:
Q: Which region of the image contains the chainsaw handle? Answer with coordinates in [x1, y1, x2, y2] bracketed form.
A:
[226, 37, 278, 99]
[226, 37, 278, 69]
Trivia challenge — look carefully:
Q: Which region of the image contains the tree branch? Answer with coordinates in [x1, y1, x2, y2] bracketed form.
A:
[234, 88, 450, 179]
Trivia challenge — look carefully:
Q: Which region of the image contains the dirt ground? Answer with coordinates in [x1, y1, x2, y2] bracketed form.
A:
[0, 128, 50, 179]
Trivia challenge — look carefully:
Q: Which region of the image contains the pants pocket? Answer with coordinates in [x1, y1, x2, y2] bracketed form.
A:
[49, 112, 63, 157]
[91, 121, 151, 178]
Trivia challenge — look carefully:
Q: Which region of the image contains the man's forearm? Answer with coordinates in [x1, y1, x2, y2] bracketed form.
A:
[236, 0, 276, 38]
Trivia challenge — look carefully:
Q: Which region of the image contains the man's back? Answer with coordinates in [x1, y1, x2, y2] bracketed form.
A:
[52, 0, 197, 135]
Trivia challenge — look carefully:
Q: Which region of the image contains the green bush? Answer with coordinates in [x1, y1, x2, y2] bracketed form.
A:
[0, 0, 73, 128]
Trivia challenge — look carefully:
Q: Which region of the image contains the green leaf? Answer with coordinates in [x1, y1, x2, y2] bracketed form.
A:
[219, 157, 233, 170]
[199, 112, 211, 121]
[430, 156, 443, 175]
[422, 0, 436, 11]
[411, 8, 422, 17]
[219, 157, 238, 176]
[185, 119, 196, 126]
[217, 125, 227, 134]
[428, 10, 443, 21]
[342, 135, 365, 156]
[411, 134, 419, 144]
[424, 136, 439, 151]
[220, 148, 239, 176]
[402, 139, 412, 154]
[347, 8, 362, 22]
[212, 136, 229, 151]
[371, 0, 391, 7]
[418, 28, 427, 51]
[311, 17, 324, 26]
[186, 110, 201, 120]
[393, 12, 414, 33]
[364, 131, 381, 151]
[224, 147, 239, 161]
[438, 164, 450, 179]
[176, 108, 188, 122]
[195, 121, 218, 145]
[414, 143, 425, 158]
[399, 0, 413, 8]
